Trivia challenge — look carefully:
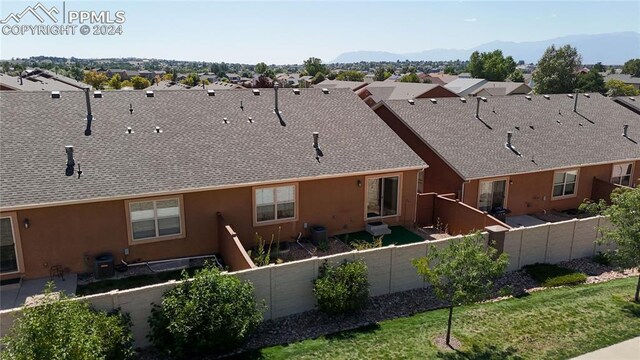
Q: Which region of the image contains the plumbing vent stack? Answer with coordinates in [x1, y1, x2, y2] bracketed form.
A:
[84, 88, 93, 136]
[623, 124, 629, 138]
[573, 91, 578, 112]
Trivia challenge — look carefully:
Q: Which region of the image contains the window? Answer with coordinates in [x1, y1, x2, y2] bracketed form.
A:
[0, 215, 20, 274]
[552, 170, 578, 198]
[611, 163, 633, 187]
[478, 179, 507, 212]
[128, 197, 183, 242]
[255, 185, 296, 224]
[366, 175, 400, 219]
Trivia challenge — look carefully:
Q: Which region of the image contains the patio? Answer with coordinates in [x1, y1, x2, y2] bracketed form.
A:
[337, 226, 429, 247]
[1, 274, 77, 310]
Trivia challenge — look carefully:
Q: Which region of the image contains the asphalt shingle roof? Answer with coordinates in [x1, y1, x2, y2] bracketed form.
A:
[383, 93, 640, 180]
[0, 88, 424, 208]
[444, 78, 488, 95]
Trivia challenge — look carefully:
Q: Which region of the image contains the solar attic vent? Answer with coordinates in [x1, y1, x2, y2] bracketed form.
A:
[459, 97, 467, 103]
[322, 88, 329, 94]
[430, 98, 437, 104]
[51, 91, 61, 99]
[543, 95, 550, 99]
[292, 88, 300, 95]
[93, 91, 103, 98]
[525, 95, 531, 100]
[252, 89, 260, 95]
[145, 90, 154, 97]
[207, 89, 215, 96]
[408, 99, 415, 105]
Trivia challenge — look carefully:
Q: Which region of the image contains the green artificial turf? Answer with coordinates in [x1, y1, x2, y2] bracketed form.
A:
[338, 226, 424, 247]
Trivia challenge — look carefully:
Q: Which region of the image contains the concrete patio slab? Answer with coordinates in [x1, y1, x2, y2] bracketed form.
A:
[506, 214, 548, 228]
[0, 274, 77, 310]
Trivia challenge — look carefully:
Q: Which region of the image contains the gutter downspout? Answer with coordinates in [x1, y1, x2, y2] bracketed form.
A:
[461, 180, 470, 203]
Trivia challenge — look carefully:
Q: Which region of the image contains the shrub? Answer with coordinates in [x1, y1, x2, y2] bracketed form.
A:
[523, 263, 587, 287]
[314, 259, 370, 314]
[3, 283, 134, 360]
[593, 251, 612, 266]
[148, 266, 263, 358]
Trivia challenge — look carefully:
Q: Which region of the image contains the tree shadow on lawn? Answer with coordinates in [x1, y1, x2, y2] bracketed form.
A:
[621, 301, 640, 318]
[437, 343, 523, 360]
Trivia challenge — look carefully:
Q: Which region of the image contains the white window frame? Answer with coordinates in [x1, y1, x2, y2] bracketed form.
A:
[364, 173, 403, 220]
[476, 177, 509, 212]
[551, 169, 579, 199]
[611, 162, 634, 187]
[0, 212, 25, 275]
[125, 195, 185, 245]
[253, 183, 298, 226]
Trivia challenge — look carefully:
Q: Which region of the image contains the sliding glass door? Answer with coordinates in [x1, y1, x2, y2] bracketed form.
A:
[366, 176, 399, 219]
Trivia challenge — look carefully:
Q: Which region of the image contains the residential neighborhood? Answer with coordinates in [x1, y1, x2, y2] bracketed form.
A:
[0, 1, 639, 359]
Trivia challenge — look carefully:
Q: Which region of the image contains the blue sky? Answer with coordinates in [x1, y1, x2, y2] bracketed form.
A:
[1, 1, 639, 64]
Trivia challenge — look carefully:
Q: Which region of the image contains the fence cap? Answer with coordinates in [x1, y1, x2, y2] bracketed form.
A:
[485, 225, 510, 233]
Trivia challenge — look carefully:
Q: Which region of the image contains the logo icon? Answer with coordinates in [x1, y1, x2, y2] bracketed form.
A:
[0, 2, 59, 24]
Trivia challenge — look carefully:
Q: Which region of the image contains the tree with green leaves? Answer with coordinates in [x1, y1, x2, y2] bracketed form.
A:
[592, 62, 606, 72]
[108, 73, 122, 89]
[576, 68, 606, 93]
[508, 69, 525, 83]
[181, 73, 200, 87]
[335, 70, 364, 82]
[443, 64, 457, 75]
[581, 188, 640, 302]
[413, 232, 508, 346]
[466, 50, 516, 81]
[374, 67, 392, 81]
[129, 76, 151, 90]
[303, 57, 326, 77]
[255, 62, 268, 75]
[532, 44, 582, 94]
[605, 79, 640, 97]
[312, 72, 325, 84]
[83, 70, 108, 89]
[621, 58, 640, 77]
[399, 72, 421, 83]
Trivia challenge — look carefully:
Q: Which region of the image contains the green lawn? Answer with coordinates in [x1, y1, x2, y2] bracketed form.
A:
[242, 278, 640, 360]
[338, 226, 424, 247]
[76, 267, 202, 296]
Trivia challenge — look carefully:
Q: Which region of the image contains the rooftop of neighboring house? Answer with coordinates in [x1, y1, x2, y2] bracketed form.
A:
[444, 78, 488, 95]
[604, 73, 640, 85]
[358, 82, 457, 102]
[0, 69, 87, 91]
[471, 82, 532, 96]
[427, 73, 459, 84]
[315, 79, 368, 91]
[144, 80, 193, 90]
[0, 88, 424, 209]
[378, 93, 639, 180]
[613, 96, 640, 114]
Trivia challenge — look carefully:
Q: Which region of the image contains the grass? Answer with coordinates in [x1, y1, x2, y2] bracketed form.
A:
[523, 263, 587, 287]
[338, 226, 424, 247]
[76, 266, 202, 296]
[237, 277, 640, 360]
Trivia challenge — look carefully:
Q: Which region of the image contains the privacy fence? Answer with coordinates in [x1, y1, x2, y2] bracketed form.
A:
[0, 216, 611, 348]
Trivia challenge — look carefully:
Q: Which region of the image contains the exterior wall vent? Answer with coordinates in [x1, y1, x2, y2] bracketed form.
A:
[292, 88, 300, 95]
[207, 89, 215, 96]
[93, 91, 103, 98]
[252, 89, 260, 95]
[543, 95, 550, 99]
[322, 88, 329, 94]
[408, 99, 415, 105]
[145, 90, 154, 98]
[51, 91, 61, 99]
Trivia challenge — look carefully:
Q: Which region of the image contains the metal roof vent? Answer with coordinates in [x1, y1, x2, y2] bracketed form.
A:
[292, 88, 300, 95]
[93, 91, 103, 98]
[583, 93, 590, 98]
[505, 131, 522, 157]
[252, 89, 260, 95]
[459, 97, 467, 103]
[430, 98, 437, 104]
[623, 124, 629, 138]
[322, 88, 329, 94]
[51, 91, 61, 99]
[567, 94, 573, 98]
[247, 116, 253, 123]
[65, 145, 75, 176]
[525, 95, 531, 100]
[543, 95, 550, 99]
[145, 90, 154, 98]
[223, 117, 229, 124]
[207, 89, 215, 96]
[313, 132, 324, 162]
[408, 99, 415, 105]
[630, 97, 636, 101]
[154, 126, 162, 133]
[126, 126, 134, 134]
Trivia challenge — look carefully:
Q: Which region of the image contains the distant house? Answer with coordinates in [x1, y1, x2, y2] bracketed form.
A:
[124, 70, 139, 80]
[199, 73, 218, 84]
[138, 70, 153, 80]
[373, 93, 639, 219]
[426, 73, 458, 85]
[613, 95, 640, 114]
[315, 79, 368, 92]
[357, 82, 458, 107]
[0, 69, 87, 91]
[106, 69, 126, 79]
[444, 78, 488, 96]
[0, 88, 424, 280]
[604, 74, 640, 90]
[225, 73, 241, 83]
[471, 82, 532, 97]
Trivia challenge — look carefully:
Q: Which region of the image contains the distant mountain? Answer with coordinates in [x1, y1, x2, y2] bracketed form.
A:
[331, 32, 640, 64]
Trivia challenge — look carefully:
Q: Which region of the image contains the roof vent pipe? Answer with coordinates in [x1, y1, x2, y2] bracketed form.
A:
[623, 124, 629, 138]
[83, 88, 93, 136]
[573, 90, 578, 112]
[475, 96, 487, 118]
[18, 74, 23, 85]
[65, 145, 75, 176]
[507, 131, 513, 147]
[274, 81, 279, 112]
[313, 132, 324, 162]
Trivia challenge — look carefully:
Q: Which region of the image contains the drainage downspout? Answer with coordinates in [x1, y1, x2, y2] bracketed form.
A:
[461, 180, 470, 203]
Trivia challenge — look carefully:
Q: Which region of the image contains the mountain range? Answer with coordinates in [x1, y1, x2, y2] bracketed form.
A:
[331, 32, 640, 65]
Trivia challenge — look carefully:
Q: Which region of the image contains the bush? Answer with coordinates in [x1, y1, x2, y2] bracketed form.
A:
[3, 283, 134, 360]
[314, 259, 370, 314]
[523, 263, 587, 287]
[148, 266, 263, 358]
[593, 251, 612, 266]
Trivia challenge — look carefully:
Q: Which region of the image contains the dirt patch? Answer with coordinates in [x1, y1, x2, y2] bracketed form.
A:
[417, 227, 451, 241]
[433, 334, 462, 352]
[282, 238, 353, 262]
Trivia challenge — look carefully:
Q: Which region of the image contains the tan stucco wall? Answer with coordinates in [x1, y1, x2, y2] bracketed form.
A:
[1, 170, 418, 280]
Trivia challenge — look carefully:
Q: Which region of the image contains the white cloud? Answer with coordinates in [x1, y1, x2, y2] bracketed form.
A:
[464, 18, 477, 22]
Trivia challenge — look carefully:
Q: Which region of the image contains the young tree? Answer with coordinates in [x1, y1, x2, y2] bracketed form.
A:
[181, 73, 199, 87]
[399, 72, 421, 83]
[621, 58, 640, 77]
[312, 72, 325, 84]
[533, 44, 582, 94]
[605, 79, 640, 97]
[129, 76, 151, 90]
[255, 62, 268, 75]
[303, 57, 327, 77]
[508, 69, 525, 83]
[413, 232, 508, 346]
[83, 70, 108, 89]
[335, 70, 364, 81]
[589, 188, 640, 302]
[108, 73, 122, 89]
[162, 73, 173, 81]
[466, 50, 516, 81]
[576, 68, 606, 93]
[592, 62, 606, 72]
